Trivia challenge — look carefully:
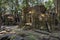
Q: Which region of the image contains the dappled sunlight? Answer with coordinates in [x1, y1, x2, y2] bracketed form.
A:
[0, 0, 60, 40]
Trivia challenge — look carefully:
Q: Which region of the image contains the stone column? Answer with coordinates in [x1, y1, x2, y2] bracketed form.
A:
[54, 0, 60, 15]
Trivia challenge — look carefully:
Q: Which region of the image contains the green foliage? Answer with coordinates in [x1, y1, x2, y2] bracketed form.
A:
[10, 35, 16, 40]
[44, 0, 54, 10]
[10, 33, 38, 40]
[27, 36, 37, 40]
